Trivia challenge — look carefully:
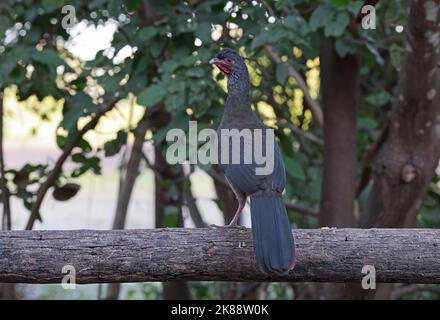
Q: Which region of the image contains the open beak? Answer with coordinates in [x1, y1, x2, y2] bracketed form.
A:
[209, 57, 231, 74]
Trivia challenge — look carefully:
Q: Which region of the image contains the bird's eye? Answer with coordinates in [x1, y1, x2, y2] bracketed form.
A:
[224, 58, 233, 64]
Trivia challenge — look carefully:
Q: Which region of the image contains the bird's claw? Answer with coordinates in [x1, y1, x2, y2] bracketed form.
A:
[209, 223, 246, 230]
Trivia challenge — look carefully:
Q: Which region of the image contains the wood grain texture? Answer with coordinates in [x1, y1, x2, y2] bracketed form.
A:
[0, 228, 439, 283]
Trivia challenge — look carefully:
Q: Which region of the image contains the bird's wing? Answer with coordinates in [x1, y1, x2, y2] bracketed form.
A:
[223, 163, 264, 195]
[271, 142, 286, 193]
[221, 137, 286, 195]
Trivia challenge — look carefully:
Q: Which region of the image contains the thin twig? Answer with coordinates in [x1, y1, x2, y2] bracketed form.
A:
[182, 185, 206, 228]
[0, 91, 11, 230]
[261, 0, 277, 20]
[25, 97, 120, 230]
[280, 121, 324, 146]
[255, 94, 323, 146]
[285, 202, 319, 218]
[265, 45, 324, 128]
[141, 150, 163, 181]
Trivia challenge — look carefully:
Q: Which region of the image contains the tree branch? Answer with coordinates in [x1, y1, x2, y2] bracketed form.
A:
[0, 91, 11, 231]
[279, 121, 324, 146]
[25, 98, 120, 230]
[182, 184, 206, 228]
[111, 108, 150, 230]
[265, 45, 324, 128]
[285, 203, 319, 218]
[1, 228, 439, 283]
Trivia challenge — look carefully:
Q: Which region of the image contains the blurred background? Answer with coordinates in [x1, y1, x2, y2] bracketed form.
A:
[1, 0, 440, 299]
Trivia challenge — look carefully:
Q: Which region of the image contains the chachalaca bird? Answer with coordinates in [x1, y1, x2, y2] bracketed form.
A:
[209, 48, 296, 274]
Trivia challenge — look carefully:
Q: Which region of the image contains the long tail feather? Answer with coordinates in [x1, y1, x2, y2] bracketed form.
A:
[250, 193, 295, 274]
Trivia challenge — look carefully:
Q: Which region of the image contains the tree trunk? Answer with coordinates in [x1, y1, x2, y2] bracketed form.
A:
[318, 42, 360, 299]
[361, 1, 440, 229]
[348, 1, 440, 300]
[111, 121, 149, 230]
[319, 42, 359, 228]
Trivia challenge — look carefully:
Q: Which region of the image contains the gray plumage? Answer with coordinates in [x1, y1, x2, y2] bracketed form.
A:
[212, 48, 295, 273]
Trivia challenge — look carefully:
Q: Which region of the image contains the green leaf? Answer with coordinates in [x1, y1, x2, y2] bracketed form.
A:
[164, 94, 181, 111]
[99, 73, 125, 93]
[137, 84, 167, 106]
[70, 92, 94, 111]
[347, 1, 364, 14]
[324, 12, 349, 37]
[104, 131, 127, 157]
[284, 15, 310, 36]
[60, 109, 81, 133]
[56, 135, 68, 149]
[138, 26, 158, 41]
[71, 77, 87, 91]
[335, 38, 351, 57]
[284, 156, 306, 181]
[251, 33, 269, 49]
[71, 156, 101, 178]
[277, 133, 295, 158]
[330, 0, 351, 9]
[276, 63, 288, 84]
[185, 68, 205, 78]
[389, 43, 405, 71]
[78, 138, 92, 152]
[124, 0, 142, 11]
[72, 153, 86, 163]
[251, 25, 288, 49]
[195, 22, 212, 44]
[60, 92, 94, 132]
[42, 0, 65, 6]
[159, 60, 181, 73]
[358, 117, 378, 130]
[150, 40, 166, 58]
[31, 49, 65, 73]
[162, 211, 179, 227]
[309, 5, 334, 31]
[365, 91, 393, 107]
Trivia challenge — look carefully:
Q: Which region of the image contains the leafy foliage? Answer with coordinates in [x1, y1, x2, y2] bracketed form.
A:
[0, 0, 438, 299]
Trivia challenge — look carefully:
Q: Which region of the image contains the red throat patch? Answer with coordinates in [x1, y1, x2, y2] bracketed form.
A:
[216, 63, 231, 74]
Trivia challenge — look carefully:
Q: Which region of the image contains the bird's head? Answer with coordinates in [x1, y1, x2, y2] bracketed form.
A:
[209, 48, 247, 76]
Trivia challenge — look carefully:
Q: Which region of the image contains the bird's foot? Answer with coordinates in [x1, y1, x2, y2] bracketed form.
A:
[208, 223, 246, 230]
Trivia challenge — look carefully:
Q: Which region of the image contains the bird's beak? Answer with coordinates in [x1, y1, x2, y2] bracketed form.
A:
[209, 57, 231, 74]
[209, 57, 222, 65]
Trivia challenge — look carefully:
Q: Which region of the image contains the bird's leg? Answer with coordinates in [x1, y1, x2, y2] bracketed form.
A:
[226, 189, 246, 226]
[210, 177, 247, 229]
